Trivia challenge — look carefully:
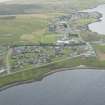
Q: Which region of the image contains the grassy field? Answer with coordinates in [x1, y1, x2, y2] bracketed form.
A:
[1, 56, 105, 88]
[0, 15, 47, 44]
[72, 18, 97, 26]
[0, 13, 63, 45]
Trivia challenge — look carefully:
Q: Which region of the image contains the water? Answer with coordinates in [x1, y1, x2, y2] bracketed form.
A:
[0, 69, 105, 105]
[85, 4, 105, 35]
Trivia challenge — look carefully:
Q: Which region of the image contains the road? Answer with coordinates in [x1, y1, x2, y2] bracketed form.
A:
[6, 48, 12, 74]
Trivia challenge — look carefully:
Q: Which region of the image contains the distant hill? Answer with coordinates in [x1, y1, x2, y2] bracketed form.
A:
[0, 0, 105, 15]
[5, 0, 105, 9]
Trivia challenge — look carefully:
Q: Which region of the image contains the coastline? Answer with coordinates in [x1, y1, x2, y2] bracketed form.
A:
[0, 66, 105, 92]
[85, 12, 102, 32]
[79, 10, 103, 33]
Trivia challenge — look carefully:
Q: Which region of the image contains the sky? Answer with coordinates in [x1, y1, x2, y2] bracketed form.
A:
[0, 0, 12, 3]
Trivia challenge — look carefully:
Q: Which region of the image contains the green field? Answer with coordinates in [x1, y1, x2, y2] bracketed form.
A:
[1, 56, 105, 88]
[0, 15, 47, 44]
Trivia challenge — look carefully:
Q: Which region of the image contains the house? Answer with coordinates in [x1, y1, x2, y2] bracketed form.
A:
[56, 40, 70, 45]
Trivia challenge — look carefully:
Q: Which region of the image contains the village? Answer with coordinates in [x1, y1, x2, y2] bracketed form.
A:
[0, 12, 97, 75]
[9, 15, 96, 72]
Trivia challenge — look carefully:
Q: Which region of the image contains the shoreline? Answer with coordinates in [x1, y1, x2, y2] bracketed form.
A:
[83, 4, 104, 35]
[0, 66, 105, 92]
[86, 12, 102, 32]
[80, 11, 103, 34]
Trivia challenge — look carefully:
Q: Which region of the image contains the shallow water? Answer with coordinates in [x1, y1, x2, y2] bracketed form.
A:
[85, 4, 105, 35]
[0, 69, 105, 105]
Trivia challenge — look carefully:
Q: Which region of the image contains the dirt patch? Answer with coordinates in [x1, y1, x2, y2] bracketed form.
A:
[20, 34, 35, 41]
[97, 51, 105, 61]
[17, 14, 50, 19]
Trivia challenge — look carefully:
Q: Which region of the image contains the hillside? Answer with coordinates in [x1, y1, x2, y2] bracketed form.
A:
[5, 0, 105, 9]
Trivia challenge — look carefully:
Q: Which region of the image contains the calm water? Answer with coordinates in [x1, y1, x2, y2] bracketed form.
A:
[0, 70, 105, 105]
[85, 4, 105, 35]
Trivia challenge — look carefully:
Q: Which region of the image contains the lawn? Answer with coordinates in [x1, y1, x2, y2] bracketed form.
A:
[0, 14, 53, 45]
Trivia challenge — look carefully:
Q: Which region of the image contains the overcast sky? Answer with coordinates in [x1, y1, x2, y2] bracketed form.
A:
[0, 0, 12, 3]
